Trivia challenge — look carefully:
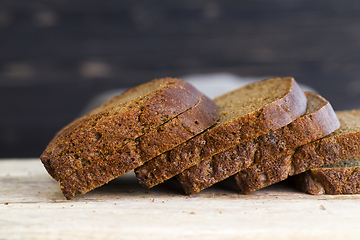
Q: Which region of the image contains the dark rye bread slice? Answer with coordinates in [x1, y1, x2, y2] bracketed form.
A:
[291, 110, 360, 195]
[41, 78, 203, 182]
[234, 109, 359, 194]
[293, 157, 360, 195]
[177, 92, 339, 195]
[135, 77, 308, 188]
[59, 94, 219, 199]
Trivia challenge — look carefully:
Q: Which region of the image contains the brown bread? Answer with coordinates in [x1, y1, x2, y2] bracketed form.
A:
[135, 77, 308, 188]
[177, 92, 339, 195]
[235, 110, 360, 193]
[41, 78, 202, 181]
[40, 78, 219, 199]
[292, 158, 360, 195]
[291, 110, 360, 195]
[60, 94, 218, 199]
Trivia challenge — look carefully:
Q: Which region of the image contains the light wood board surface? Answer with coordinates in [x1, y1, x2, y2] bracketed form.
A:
[1, 159, 360, 240]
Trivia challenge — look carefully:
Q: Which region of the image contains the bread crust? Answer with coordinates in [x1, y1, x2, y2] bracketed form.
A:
[41, 78, 203, 182]
[59, 94, 219, 199]
[135, 77, 308, 189]
[235, 110, 360, 194]
[178, 92, 339, 195]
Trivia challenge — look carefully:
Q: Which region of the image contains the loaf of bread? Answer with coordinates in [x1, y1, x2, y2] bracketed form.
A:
[40, 78, 219, 199]
[177, 92, 339, 195]
[235, 109, 360, 193]
[135, 77, 308, 189]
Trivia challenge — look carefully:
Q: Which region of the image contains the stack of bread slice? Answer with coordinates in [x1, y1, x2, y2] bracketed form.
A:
[40, 76, 360, 199]
[177, 91, 340, 194]
[289, 110, 360, 195]
[41, 78, 219, 199]
[134, 77, 307, 188]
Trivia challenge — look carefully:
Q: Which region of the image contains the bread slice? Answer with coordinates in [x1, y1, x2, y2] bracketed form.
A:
[291, 158, 360, 195]
[41, 78, 203, 181]
[60, 94, 218, 199]
[235, 109, 359, 193]
[177, 92, 339, 194]
[290, 110, 360, 195]
[40, 78, 219, 199]
[135, 77, 308, 188]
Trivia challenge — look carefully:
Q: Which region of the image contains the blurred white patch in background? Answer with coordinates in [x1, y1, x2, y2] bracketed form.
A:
[79, 61, 112, 79]
[2, 63, 35, 81]
[182, 73, 261, 99]
[34, 10, 59, 27]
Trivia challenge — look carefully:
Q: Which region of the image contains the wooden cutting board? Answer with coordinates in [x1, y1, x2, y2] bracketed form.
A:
[1, 159, 360, 240]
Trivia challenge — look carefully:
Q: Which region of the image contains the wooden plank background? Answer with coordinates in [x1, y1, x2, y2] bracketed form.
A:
[1, 0, 360, 158]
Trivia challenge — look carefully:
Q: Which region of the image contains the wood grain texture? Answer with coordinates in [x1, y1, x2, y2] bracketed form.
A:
[1, 159, 360, 240]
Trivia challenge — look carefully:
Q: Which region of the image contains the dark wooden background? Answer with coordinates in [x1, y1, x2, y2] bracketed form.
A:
[2, 0, 360, 158]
